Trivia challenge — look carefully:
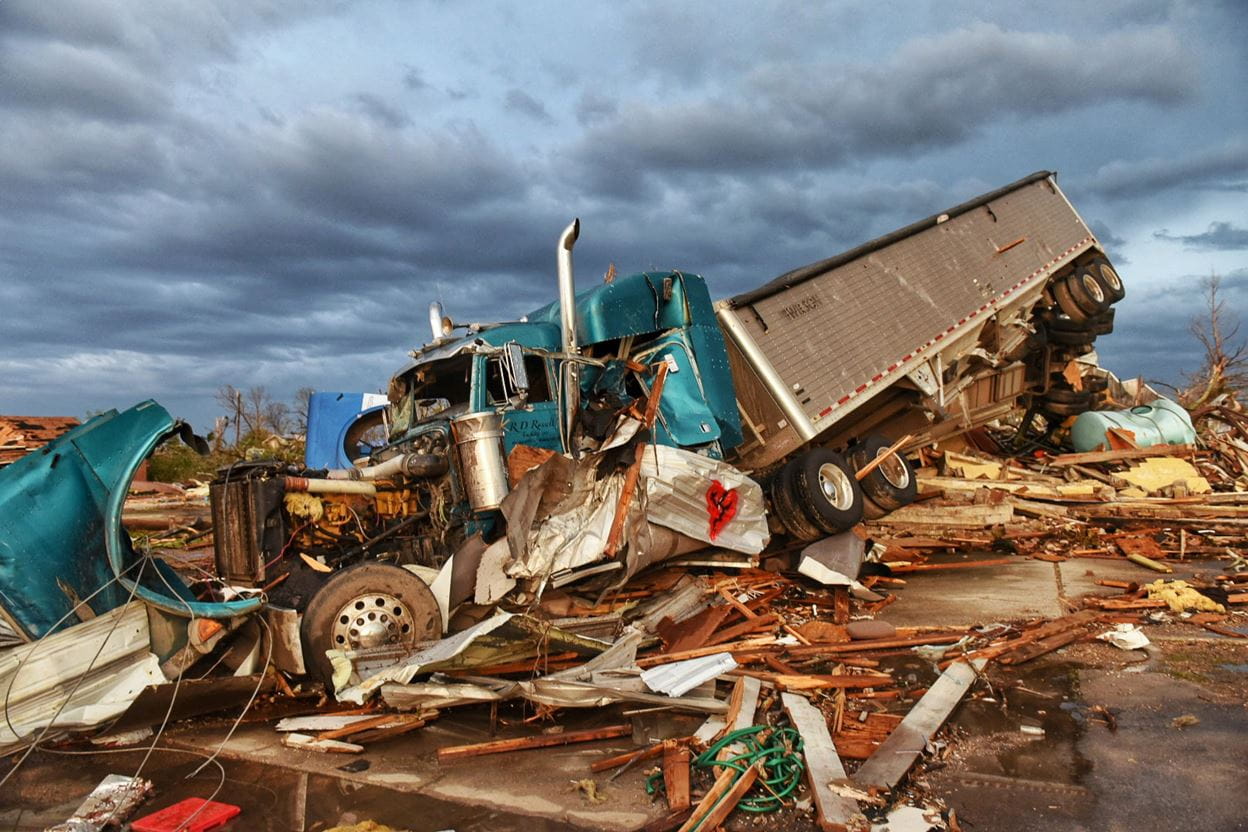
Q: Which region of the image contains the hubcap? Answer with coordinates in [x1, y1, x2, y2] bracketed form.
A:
[330, 592, 414, 651]
[874, 449, 910, 489]
[816, 463, 853, 511]
[1082, 274, 1105, 303]
[1098, 264, 1122, 292]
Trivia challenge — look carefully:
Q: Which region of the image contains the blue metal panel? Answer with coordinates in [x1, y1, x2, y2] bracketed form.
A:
[305, 392, 386, 469]
[0, 401, 261, 640]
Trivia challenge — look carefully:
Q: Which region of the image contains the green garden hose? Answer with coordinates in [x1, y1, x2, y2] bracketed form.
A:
[645, 724, 806, 825]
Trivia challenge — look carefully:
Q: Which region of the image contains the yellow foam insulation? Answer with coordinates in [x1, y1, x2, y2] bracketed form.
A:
[284, 491, 324, 522]
[327, 824, 404, 832]
[1146, 579, 1225, 613]
[1118, 457, 1211, 495]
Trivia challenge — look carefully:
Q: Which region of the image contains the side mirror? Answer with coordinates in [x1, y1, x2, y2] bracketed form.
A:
[504, 342, 529, 399]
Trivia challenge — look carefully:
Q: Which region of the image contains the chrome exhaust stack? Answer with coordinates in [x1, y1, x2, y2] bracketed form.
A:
[557, 218, 581, 454]
[428, 301, 449, 341]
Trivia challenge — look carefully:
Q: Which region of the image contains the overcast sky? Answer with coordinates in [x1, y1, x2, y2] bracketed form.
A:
[2, 0, 1246, 431]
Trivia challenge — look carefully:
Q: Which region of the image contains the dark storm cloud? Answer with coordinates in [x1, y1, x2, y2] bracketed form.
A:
[1154, 222, 1248, 250]
[1089, 136, 1248, 199]
[352, 93, 411, 129]
[504, 89, 554, 123]
[401, 66, 428, 91]
[571, 24, 1197, 193]
[1089, 221, 1130, 265]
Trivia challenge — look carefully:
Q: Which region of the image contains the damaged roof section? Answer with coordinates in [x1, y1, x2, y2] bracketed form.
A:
[0, 415, 80, 468]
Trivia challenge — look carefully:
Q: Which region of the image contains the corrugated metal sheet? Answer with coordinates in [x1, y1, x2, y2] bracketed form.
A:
[0, 602, 164, 753]
[641, 652, 737, 697]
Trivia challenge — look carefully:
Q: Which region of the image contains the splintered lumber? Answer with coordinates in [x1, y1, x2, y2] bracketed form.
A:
[437, 724, 630, 762]
[677, 761, 761, 832]
[635, 637, 777, 668]
[663, 743, 692, 811]
[591, 742, 669, 774]
[981, 610, 1100, 664]
[1126, 553, 1173, 573]
[660, 606, 734, 653]
[785, 633, 964, 657]
[887, 557, 1015, 573]
[853, 658, 985, 792]
[782, 692, 867, 832]
[855, 434, 912, 481]
[872, 503, 1013, 528]
[283, 732, 364, 754]
[1048, 444, 1195, 467]
[605, 363, 668, 556]
[705, 613, 780, 647]
[730, 670, 893, 690]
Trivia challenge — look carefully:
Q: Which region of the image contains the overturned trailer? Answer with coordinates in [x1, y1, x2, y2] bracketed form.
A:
[212, 171, 1126, 683]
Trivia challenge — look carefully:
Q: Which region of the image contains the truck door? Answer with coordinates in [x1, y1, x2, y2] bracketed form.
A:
[483, 351, 562, 453]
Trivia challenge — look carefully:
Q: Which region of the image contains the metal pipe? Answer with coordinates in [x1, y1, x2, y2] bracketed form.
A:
[428, 301, 447, 341]
[714, 304, 817, 442]
[325, 454, 448, 481]
[557, 218, 581, 455]
[284, 477, 377, 496]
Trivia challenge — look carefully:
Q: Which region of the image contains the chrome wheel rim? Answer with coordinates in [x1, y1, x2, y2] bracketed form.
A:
[331, 592, 414, 650]
[1098, 264, 1122, 292]
[817, 463, 853, 511]
[1081, 274, 1105, 304]
[875, 449, 910, 489]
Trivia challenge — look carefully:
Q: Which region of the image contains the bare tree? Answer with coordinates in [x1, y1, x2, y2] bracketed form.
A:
[1183, 272, 1248, 408]
[292, 386, 316, 434]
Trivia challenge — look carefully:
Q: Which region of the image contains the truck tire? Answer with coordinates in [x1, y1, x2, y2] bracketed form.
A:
[1089, 308, 1115, 335]
[1041, 387, 1093, 405]
[1044, 313, 1092, 334]
[1041, 399, 1091, 417]
[847, 435, 918, 512]
[300, 562, 442, 688]
[770, 461, 824, 541]
[1051, 279, 1092, 324]
[1065, 271, 1111, 317]
[1048, 327, 1096, 346]
[1084, 375, 1109, 393]
[1088, 257, 1126, 302]
[793, 449, 865, 535]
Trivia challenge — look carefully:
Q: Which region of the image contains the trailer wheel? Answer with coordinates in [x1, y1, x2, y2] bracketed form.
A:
[793, 449, 864, 535]
[1045, 313, 1092, 334]
[1051, 279, 1092, 324]
[1084, 376, 1109, 393]
[1041, 387, 1093, 405]
[1048, 327, 1096, 347]
[1088, 257, 1126, 302]
[300, 562, 442, 688]
[770, 460, 824, 541]
[1089, 308, 1115, 335]
[1065, 271, 1110, 317]
[847, 435, 917, 512]
[1040, 399, 1092, 417]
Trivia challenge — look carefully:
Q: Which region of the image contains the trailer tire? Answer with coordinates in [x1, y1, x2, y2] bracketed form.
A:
[793, 449, 865, 535]
[301, 562, 442, 688]
[1065, 271, 1111, 317]
[770, 461, 824, 541]
[1089, 309, 1115, 335]
[1041, 387, 1093, 405]
[1048, 328, 1096, 347]
[1041, 399, 1091, 417]
[1045, 313, 1092, 334]
[1084, 376, 1109, 393]
[1088, 257, 1126, 302]
[1052, 279, 1092, 324]
[847, 435, 918, 512]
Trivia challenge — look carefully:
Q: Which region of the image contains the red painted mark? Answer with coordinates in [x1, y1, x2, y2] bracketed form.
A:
[706, 480, 739, 541]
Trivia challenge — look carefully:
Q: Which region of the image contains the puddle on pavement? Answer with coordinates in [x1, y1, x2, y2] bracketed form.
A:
[1, 750, 582, 832]
[1218, 662, 1248, 673]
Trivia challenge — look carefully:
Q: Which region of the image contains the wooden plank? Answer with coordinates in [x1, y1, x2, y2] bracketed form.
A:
[1048, 444, 1195, 467]
[605, 363, 668, 556]
[781, 692, 867, 832]
[660, 605, 735, 654]
[590, 742, 668, 774]
[437, 724, 630, 762]
[854, 434, 912, 481]
[635, 637, 777, 668]
[705, 613, 780, 647]
[677, 762, 761, 832]
[784, 633, 964, 658]
[854, 659, 986, 792]
[887, 557, 1015, 573]
[662, 743, 692, 811]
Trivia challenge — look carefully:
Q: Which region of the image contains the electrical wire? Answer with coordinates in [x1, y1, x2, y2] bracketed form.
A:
[0, 557, 148, 790]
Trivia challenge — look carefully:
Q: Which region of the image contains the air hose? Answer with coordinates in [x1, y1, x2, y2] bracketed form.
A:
[645, 725, 805, 825]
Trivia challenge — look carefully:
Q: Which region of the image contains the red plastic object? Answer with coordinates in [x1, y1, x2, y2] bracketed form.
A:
[131, 798, 241, 832]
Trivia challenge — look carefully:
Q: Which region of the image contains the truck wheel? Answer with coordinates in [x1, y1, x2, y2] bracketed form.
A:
[1048, 328, 1096, 347]
[1088, 257, 1126, 302]
[1045, 313, 1092, 334]
[1084, 376, 1109, 393]
[793, 449, 864, 534]
[1041, 387, 1092, 405]
[1089, 308, 1115, 335]
[1041, 399, 1091, 417]
[1065, 271, 1110, 317]
[300, 562, 442, 688]
[1051, 279, 1092, 324]
[770, 461, 823, 541]
[847, 435, 917, 512]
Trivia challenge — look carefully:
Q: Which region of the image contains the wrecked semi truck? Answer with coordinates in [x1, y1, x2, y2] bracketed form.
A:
[213, 170, 1125, 679]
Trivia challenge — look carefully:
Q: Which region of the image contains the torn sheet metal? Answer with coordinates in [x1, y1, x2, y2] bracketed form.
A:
[639, 445, 769, 554]
[0, 602, 165, 754]
[510, 460, 622, 580]
[640, 652, 737, 697]
[336, 612, 610, 704]
[474, 537, 516, 604]
[46, 773, 153, 832]
[0, 401, 260, 641]
[797, 531, 885, 601]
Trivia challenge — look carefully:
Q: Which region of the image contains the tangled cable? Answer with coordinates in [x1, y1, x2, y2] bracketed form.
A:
[646, 724, 805, 825]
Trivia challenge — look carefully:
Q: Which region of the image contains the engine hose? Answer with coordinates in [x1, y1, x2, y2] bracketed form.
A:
[644, 725, 805, 822]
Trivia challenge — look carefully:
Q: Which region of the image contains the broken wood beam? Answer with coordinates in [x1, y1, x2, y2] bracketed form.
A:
[437, 724, 630, 762]
[782, 692, 866, 832]
[1048, 444, 1195, 467]
[676, 761, 761, 832]
[853, 659, 985, 792]
[662, 743, 692, 811]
